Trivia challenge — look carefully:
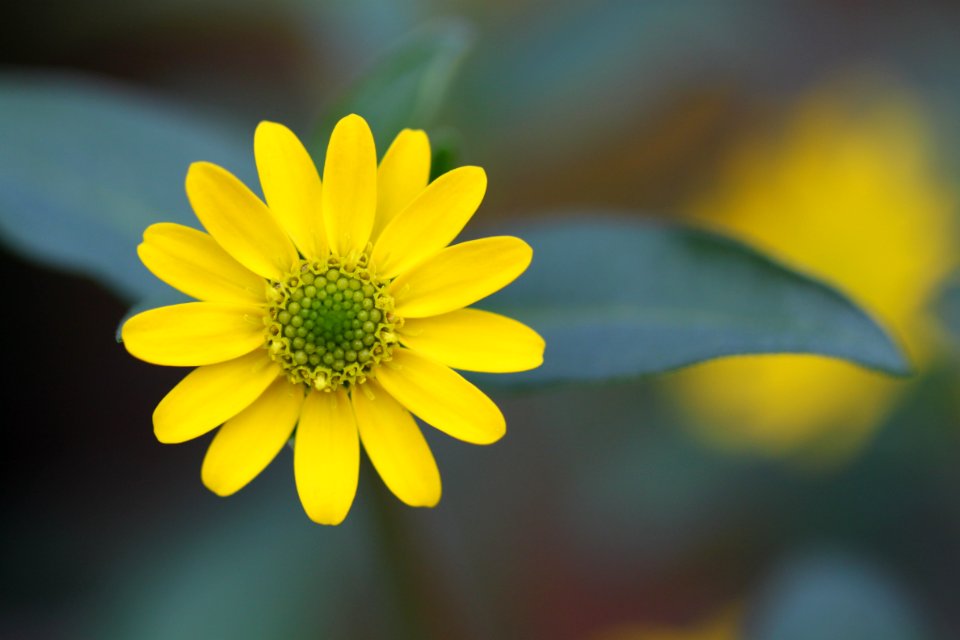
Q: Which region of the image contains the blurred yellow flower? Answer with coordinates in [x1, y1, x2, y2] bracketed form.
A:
[593, 608, 740, 640]
[122, 115, 544, 524]
[670, 84, 957, 459]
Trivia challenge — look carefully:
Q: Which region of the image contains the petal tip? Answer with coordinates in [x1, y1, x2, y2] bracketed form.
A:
[152, 398, 204, 445]
[254, 120, 295, 144]
[474, 403, 507, 445]
[255, 119, 281, 132]
[452, 165, 488, 195]
[400, 128, 430, 144]
[152, 422, 183, 445]
[337, 113, 371, 131]
[305, 508, 350, 526]
[479, 424, 507, 446]
[534, 332, 547, 355]
[141, 221, 175, 241]
[391, 483, 442, 508]
[513, 238, 534, 270]
[423, 486, 442, 508]
[200, 470, 237, 498]
[186, 160, 216, 177]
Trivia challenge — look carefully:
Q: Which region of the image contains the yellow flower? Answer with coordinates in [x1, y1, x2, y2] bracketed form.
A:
[122, 115, 544, 524]
[669, 84, 957, 459]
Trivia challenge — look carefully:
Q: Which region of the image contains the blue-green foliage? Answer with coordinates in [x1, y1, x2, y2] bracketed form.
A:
[0, 74, 253, 301]
[310, 19, 472, 162]
[745, 553, 929, 640]
[481, 218, 909, 382]
[0, 64, 908, 382]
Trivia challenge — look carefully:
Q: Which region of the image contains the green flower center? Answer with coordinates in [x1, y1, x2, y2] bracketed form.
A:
[265, 255, 397, 391]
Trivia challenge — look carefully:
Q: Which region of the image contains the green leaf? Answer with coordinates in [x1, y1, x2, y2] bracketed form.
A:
[426, 126, 462, 182]
[0, 73, 251, 302]
[481, 217, 910, 382]
[0, 75, 910, 382]
[311, 19, 472, 158]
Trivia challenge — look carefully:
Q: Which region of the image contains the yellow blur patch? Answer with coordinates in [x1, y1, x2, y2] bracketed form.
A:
[671, 82, 958, 460]
[592, 607, 740, 640]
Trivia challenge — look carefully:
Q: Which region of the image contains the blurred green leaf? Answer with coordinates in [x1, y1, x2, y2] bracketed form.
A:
[747, 553, 929, 640]
[88, 471, 376, 640]
[481, 217, 910, 383]
[427, 126, 462, 182]
[0, 77, 909, 383]
[0, 73, 251, 302]
[451, 0, 776, 160]
[934, 277, 960, 346]
[311, 19, 472, 159]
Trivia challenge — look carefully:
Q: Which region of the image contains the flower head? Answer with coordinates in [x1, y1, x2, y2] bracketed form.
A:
[122, 115, 544, 524]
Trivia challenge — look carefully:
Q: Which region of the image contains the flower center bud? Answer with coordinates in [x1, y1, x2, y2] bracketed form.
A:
[265, 255, 398, 391]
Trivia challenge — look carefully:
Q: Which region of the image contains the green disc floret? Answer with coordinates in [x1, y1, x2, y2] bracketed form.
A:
[265, 255, 398, 391]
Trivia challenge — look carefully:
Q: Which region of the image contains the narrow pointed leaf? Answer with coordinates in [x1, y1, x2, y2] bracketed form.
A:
[311, 20, 472, 159]
[0, 73, 250, 302]
[481, 216, 910, 384]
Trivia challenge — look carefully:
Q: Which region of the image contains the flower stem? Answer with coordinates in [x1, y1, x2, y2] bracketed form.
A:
[365, 461, 439, 640]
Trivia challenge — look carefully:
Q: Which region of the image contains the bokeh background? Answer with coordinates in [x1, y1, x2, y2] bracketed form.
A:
[3, 1, 960, 638]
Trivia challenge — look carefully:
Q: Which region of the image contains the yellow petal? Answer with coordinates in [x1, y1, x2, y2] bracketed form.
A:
[372, 166, 487, 279]
[138, 223, 266, 304]
[322, 114, 377, 257]
[254, 121, 325, 258]
[390, 236, 532, 318]
[122, 302, 265, 366]
[400, 309, 544, 373]
[186, 161, 299, 280]
[376, 349, 505, 445]
[294, 389, 360, 525]
[153, 350, 281, 444]
[201, 377, 304, 496]
[352, 381, 441, 507]
[371, 129, 431, 242]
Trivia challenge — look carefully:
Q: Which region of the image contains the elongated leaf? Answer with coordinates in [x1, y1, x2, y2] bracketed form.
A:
[480, 216, 909, 382]
[0, 77, 911, 381]
[312, 20, 472, 159]
[0, 73, 251, 301]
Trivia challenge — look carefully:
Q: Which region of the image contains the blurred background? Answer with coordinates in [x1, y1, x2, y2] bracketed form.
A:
[2, 1, 960, 638]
